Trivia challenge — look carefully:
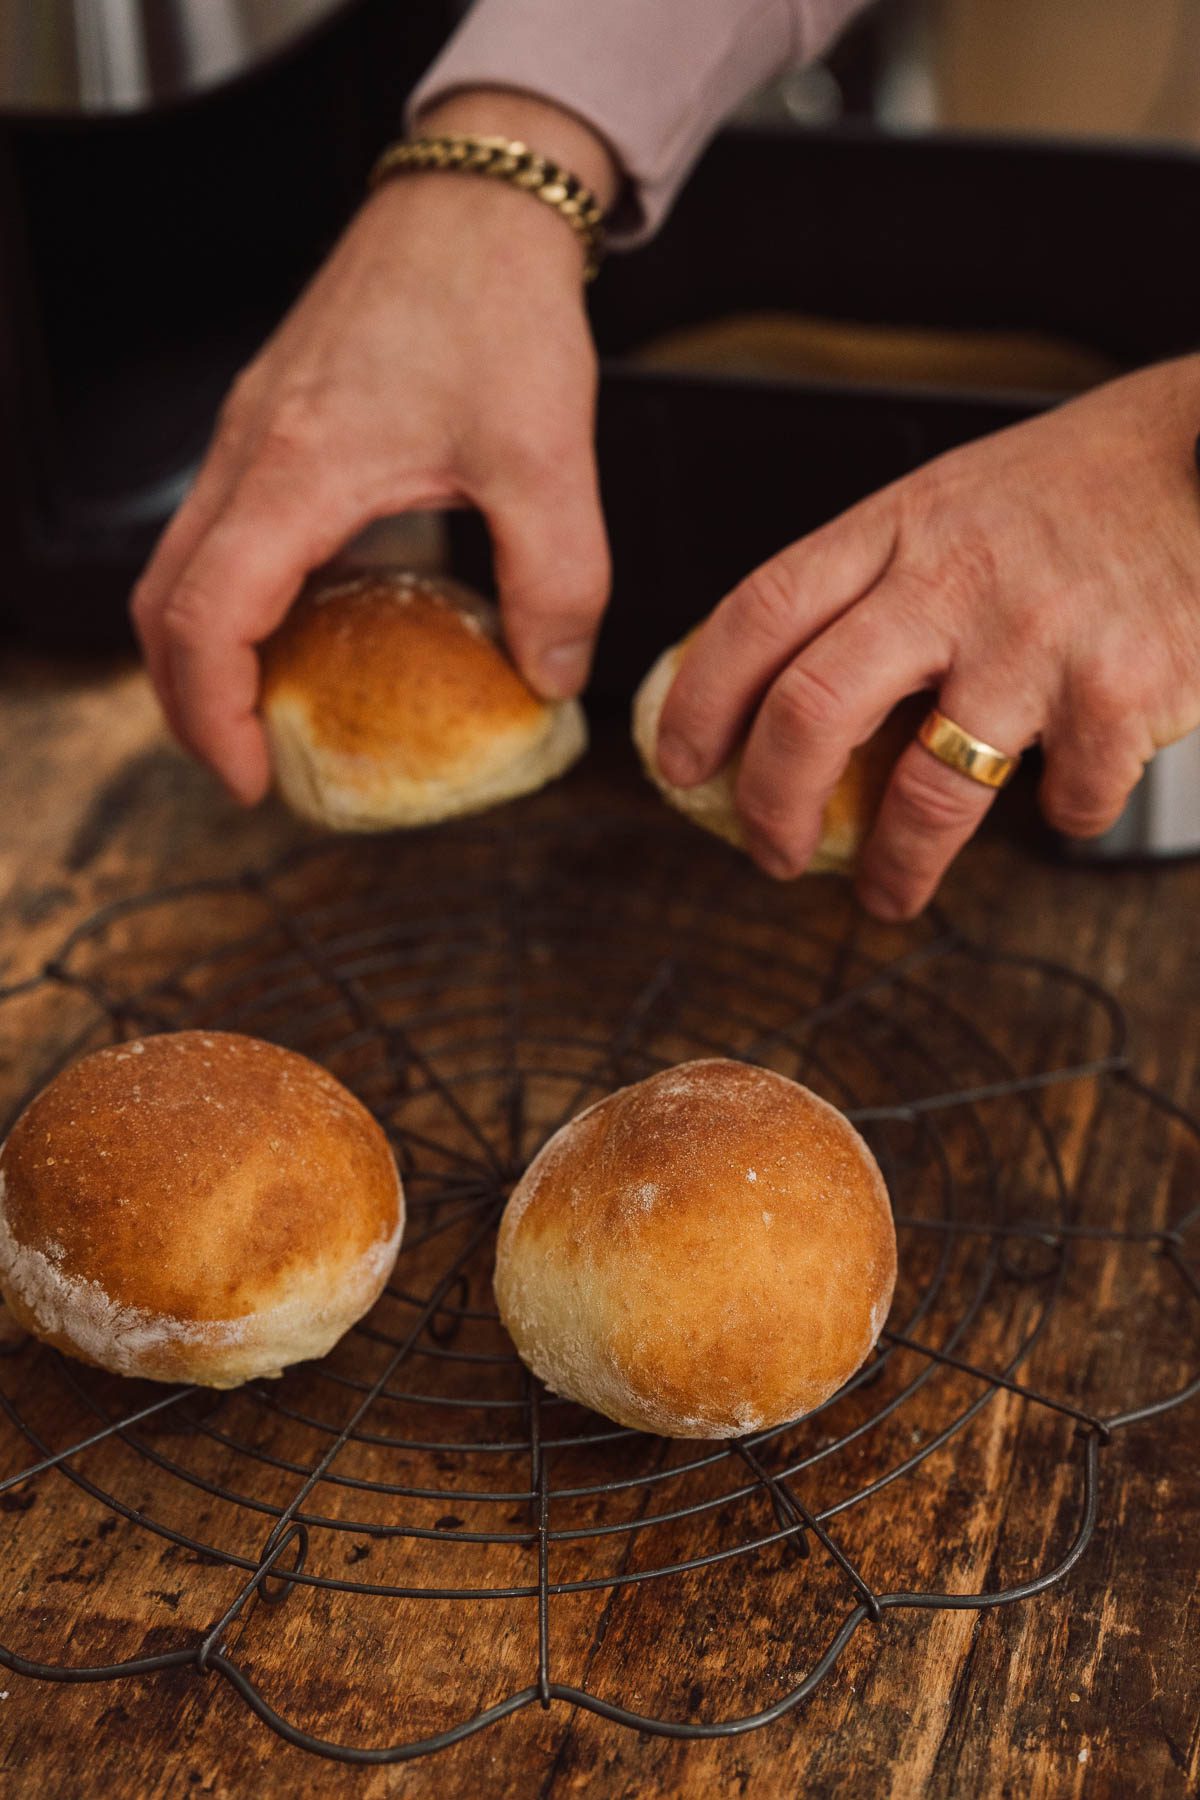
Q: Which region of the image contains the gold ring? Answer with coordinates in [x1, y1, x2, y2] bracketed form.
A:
[917, 709, 1019, 789]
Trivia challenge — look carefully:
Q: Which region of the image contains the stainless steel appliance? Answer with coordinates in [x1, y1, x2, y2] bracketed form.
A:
[0, 0, 357, 115]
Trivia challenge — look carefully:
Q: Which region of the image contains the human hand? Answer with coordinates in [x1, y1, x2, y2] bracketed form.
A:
[132, 90, 618, 803]
[655, 356, 1200, 917]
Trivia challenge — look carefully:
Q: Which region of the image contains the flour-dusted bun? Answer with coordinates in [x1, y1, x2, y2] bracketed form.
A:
[0, 1032, 404, 1387]
[262, 569, 587, 832]
[495, 1059, 896, 1438]
[633, 641, 915, 873]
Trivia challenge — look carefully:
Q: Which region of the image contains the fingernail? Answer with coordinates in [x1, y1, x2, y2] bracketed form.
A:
[744, 833, 795, 881]
[535, 639, 592, 698]
[657, 730, 702, 787]
[857, 881, 905, 921]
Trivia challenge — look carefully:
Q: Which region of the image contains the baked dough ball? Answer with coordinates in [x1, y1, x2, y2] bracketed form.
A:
[0, 1032, 404, 1387]
[495, 1058, 896, 1437]
[262, 569, 587, 831]
[632, 640, 915, 872]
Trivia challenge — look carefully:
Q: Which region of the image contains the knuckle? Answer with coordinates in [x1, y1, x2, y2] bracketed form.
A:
[160, 575, 216, 650]
[1002, 597, 1058, 664]
[1075, 654, 1142, 729]
[765, 663, 845, 746]
[893, 754, 986, 833]
[255, 392, 324, 467]
[731, 559, 802, 643]
[735, 790, 785, 840]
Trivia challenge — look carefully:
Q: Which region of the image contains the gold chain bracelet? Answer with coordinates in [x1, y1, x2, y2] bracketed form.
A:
[369, 133, 606, 281]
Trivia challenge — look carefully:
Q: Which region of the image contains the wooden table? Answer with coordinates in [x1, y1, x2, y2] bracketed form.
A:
[0, 655, 1196, 1800]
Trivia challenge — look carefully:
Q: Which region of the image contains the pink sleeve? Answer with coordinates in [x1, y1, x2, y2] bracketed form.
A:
[407, 0, 872, 244]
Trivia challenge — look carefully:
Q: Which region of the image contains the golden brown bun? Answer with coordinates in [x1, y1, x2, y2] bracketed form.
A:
[0, 1032, 403, 1387]
[262, 569, 587, 831]
[632, 640, 919, 873]
[495, 1059, 896, 1437]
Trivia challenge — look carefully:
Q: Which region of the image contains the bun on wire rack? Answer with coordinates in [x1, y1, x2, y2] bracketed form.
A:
[0, 1031, 404, 1387]
[496, 1058, 896, 1438]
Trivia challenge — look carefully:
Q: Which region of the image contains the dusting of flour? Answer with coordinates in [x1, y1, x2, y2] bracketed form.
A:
[0, 1164, 402, 1381]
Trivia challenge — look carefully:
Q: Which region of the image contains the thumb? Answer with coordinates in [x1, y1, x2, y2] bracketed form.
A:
[483, 452, 611, 700]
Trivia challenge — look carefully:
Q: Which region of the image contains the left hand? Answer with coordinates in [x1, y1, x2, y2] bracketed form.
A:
[655, 356, 1200, 918]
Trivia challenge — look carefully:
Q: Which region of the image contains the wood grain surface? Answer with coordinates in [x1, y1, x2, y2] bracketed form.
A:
[0, 654, 1196, 1800]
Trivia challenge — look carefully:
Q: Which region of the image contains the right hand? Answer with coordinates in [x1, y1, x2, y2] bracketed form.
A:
[131, 92, 617, 804]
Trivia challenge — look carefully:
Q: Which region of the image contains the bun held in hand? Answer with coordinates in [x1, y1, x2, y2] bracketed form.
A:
[633, 638, 916, 873]
[263, 569, 587, 832]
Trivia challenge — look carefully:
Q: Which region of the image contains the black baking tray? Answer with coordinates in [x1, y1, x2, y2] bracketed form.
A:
[451, 122, 1200, 702]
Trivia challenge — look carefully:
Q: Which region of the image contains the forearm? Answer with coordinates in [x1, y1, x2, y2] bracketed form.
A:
[409, 0, 872, 243]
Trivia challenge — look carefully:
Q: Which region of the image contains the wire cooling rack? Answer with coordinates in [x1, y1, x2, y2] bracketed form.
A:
[0, 812, 1196, 1765]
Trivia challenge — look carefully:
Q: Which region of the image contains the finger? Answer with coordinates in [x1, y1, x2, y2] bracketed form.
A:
[734, 589, 948, 878]
[131, 450, 246, 735]
[1036, 663, 1152, 841]
[163, 467, 359, 803]
[1039, 761, 1139, 842]
[656, 493, 899, 787]
[855, 685, 1040, 920]
[484, 451, 611, 699]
